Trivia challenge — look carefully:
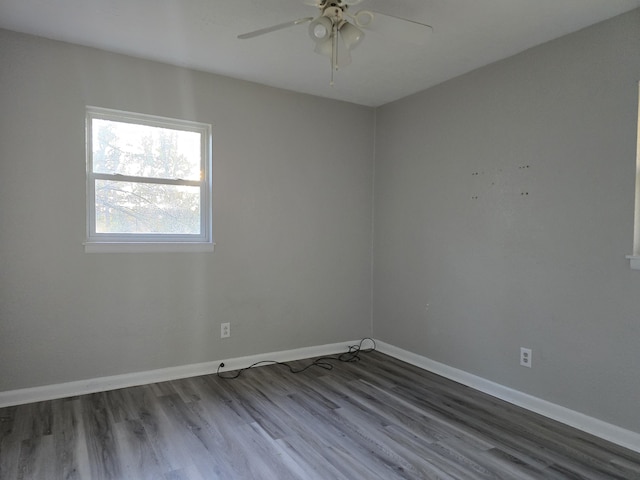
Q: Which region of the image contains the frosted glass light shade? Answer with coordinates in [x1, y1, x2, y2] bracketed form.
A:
[339, 21, 364, 50]
[308, 16, 333, 41]
[314, 37, 333, 57]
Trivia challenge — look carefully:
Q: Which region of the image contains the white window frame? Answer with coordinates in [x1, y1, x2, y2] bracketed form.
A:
[628, 83, 640, 269]
[85, 106, 213, 253]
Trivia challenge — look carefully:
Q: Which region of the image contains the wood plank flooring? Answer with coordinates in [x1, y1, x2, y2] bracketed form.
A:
[1, 351, 639, 479]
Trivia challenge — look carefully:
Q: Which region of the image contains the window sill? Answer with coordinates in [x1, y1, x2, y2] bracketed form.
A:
[626, 255, 640, 270]
[84, 242, 215, 253]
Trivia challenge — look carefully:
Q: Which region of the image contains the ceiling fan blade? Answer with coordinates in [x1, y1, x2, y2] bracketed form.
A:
[373, 11, 433, 30]
[357, 10, 433, 45]
[238, 17, 314, 39]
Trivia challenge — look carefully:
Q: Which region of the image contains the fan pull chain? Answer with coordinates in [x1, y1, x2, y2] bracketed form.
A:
[330, 22, 338, 86]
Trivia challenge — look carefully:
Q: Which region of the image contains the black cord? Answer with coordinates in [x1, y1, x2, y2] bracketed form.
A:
[216, 337, 376, 380]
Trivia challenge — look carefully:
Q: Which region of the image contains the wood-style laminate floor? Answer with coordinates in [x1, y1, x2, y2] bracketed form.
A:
[1, 350, 639, 479]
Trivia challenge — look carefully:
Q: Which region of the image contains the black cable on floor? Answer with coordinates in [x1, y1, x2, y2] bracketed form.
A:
[216, 337, 376, 380]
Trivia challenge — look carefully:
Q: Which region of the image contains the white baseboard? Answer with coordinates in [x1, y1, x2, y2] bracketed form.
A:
[0, 340, 359, 409]
[3, 338, 638, 454]
[376, 340, 640, 454]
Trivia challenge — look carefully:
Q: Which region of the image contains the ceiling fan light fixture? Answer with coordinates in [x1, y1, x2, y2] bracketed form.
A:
[313, 24, 327, 38]
[308, 16, 333, 42]
[339, 21, 364, 50]
[237, 2, 434, 87]
[314, 37, 333, 57]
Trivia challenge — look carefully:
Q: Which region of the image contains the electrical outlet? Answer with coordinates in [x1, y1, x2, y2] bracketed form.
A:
[221, 322, 230, 338]
[520, 347, 532, 368]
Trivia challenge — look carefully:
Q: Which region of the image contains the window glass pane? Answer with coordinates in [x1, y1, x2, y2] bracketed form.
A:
[95, 179, 200, 234]
[92, 119, 201, 181]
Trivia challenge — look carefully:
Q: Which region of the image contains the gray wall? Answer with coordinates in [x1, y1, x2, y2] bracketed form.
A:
[0, 29, 374, 391]
[373, 9, 640, 433]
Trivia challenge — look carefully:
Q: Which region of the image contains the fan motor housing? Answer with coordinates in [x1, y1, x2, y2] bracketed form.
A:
[322, 6, 344, 20]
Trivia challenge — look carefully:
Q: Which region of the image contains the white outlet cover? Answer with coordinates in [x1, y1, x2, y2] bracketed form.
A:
[221, 323, 230, 338]
[520, 347, 532, 367]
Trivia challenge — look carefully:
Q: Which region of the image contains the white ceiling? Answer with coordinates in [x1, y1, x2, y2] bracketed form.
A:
[1, 0, 639, 106]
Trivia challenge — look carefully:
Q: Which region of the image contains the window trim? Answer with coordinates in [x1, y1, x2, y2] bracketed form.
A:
[628, 83, 640, 269]
[84, 106, 213, 253]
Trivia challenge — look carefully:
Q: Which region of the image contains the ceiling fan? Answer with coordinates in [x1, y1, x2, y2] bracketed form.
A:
[237, 0, 433, 85]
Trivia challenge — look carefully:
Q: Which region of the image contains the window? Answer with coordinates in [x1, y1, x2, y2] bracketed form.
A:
[629, 84, 640, 269]
[85, 107, 213, 252]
